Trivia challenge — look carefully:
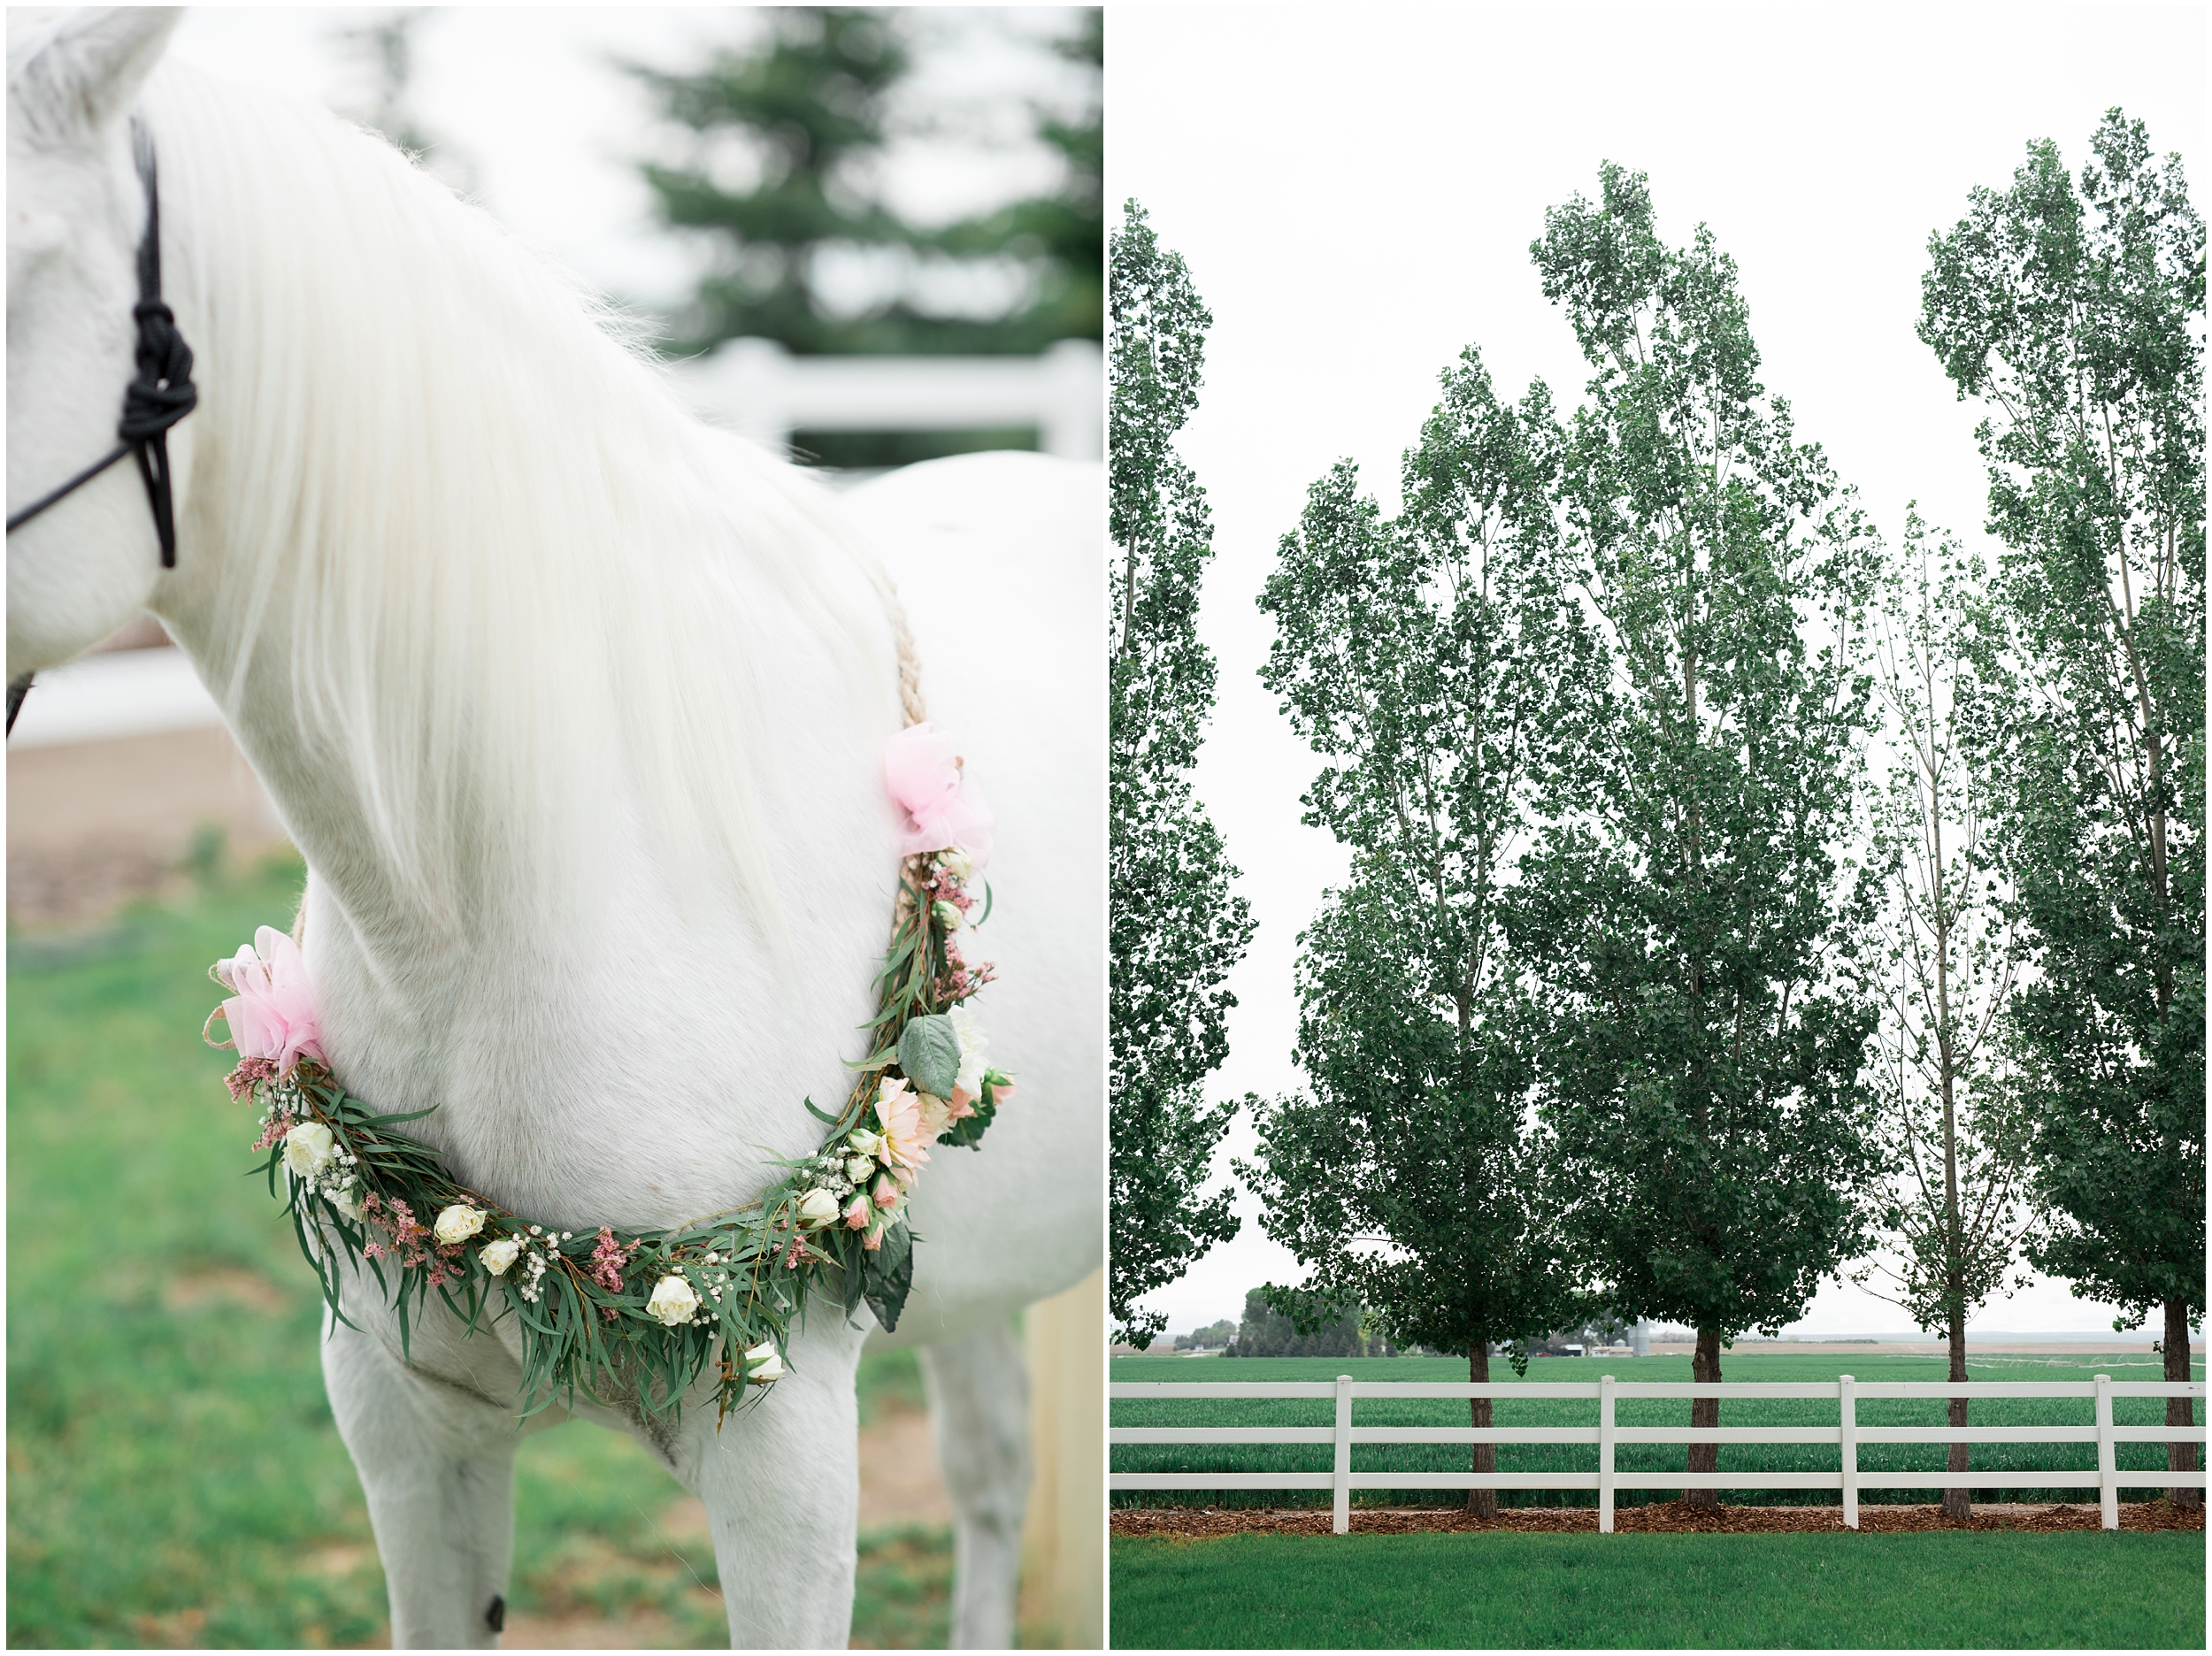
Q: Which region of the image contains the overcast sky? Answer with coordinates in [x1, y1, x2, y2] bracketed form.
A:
[1109, 6, 2206, 1340]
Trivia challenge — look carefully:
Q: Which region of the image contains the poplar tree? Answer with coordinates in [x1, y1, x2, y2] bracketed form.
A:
[1527, 165, 1882, 1505]
[1242, 351, 1597, 1515]
[1855, 510, 2031, 1522]
[1109, 203, 1254, 1347]
[1920, 111, 2204, 1502]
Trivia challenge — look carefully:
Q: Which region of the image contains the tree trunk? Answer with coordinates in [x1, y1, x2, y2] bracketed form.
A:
[1686, 1327, 1722, 1508]
[1942, 1312, 1971, 1522]
[2166, 1297, 2200, 1508]
[1468, 1343, 1497, 1520]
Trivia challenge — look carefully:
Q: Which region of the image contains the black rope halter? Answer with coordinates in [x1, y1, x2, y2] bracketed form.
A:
[6, 116, 198, 735]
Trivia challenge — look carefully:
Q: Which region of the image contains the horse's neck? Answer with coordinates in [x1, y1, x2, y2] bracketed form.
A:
[184, 540, 900, 1230]
[149, 83, 904, 1225]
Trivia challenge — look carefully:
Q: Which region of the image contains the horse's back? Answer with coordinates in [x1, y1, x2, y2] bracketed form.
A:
[840, 452, 1104, 1345]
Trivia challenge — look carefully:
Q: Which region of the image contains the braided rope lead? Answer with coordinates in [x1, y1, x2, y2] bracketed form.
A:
[887, 587, 928, 731]
[885, 586, 930, 929]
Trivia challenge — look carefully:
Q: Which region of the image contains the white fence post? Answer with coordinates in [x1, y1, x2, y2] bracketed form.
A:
[1839, 1375, 1858, 1530]
[1599, 1374, 1617, 1533]
[2095, 1374, 2117, 1529]
[1333, 1375, 1353, 1535]
[1107, 1375, 2200, 1510]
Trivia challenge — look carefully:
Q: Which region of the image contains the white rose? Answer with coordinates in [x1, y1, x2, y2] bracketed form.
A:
[434, 1203, 487, 1245]
[480, 1238, 520, 1276]
[845, 1155, 875, 1183]
[847, 1128, 883, 1158]
[948, 1004, 989, 1098]
[329, 1188, 365, 1223]
[647, 1275, 701, 1327]
[282, 1122, 338, 1178]
[938, 847, 974, 884]
[795, 1187, 841, 1230]
[743, 1339, 785, 1383]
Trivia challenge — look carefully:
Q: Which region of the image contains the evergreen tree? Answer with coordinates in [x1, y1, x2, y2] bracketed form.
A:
[630, 8, 1099, 356]
[932, 9, 1101, 350]
[1527, 165, 1883, 1505]
[1224, 1288, 1365, 1359]
[1241, 349, 1596, 1515]
[1109, 203, 1254, 1348]
[1920, 111, 2204, 1502]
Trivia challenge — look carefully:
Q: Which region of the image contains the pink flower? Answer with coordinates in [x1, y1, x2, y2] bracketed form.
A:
[844, 1193, 872, 1230]
[211, 927, 323, 1077]
[227, 1055, 280, 1104]
[882, 723, 995, 868]
[588, 1227, 636, 1293]
[875, 1077, 933, 1180]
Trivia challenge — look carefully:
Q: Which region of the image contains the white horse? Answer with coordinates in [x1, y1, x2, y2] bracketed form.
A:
[7, 11, 1102, 1648]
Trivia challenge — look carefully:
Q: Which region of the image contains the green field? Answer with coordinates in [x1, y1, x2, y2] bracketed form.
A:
[1110, 1529, 2207, 1648]
[1111, 1353, 2204, 1508]
[7, 854, 950, 1648]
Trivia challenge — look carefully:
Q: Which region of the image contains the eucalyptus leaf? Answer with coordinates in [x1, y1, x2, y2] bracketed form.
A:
[896, 1014, 962, 1100]
[862, 1220, 915, 1332]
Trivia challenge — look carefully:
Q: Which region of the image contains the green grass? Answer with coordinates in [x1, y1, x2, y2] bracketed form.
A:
[1110, 1529, 2206, 1648]
[8, 857, 949, 1648]
[1111, 1353, 2205, 1508]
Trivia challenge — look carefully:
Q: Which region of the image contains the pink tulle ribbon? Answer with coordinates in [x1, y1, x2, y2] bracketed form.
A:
[211, 925, 324, 1077]
[883, 722, 995, 868]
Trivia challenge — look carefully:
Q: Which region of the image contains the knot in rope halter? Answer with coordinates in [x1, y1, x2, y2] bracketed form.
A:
[6, 117, 199, 735]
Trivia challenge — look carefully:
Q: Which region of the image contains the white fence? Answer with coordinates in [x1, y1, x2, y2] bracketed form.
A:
[1110, 1376, 2208, 1534]
[677, 337, 1102, 460]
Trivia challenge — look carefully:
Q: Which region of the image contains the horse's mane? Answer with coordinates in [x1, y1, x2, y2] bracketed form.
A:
[141, 63, 889, 934]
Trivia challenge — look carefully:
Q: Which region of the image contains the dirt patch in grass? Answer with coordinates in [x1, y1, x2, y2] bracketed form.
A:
[160, 1265, 294, 1314]
[859, 1404, 953, 1529]
[1112, 1498, 2208, 1540]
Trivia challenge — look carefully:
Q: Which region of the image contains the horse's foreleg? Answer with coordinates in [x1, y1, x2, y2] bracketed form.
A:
[321, 1315, 519, 1649]
[919, 1320, 1033, 1650]
[672, 1350, 861, 1650]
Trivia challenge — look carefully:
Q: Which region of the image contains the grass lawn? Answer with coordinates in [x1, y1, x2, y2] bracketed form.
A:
[7, 855, 949, 1648]
[1110, 1530, 2207, 1648]
[1111, 1353, 2205, 1509]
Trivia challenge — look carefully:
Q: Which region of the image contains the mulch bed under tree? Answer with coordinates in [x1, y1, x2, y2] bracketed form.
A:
[1112, 1499, 2207, 1539]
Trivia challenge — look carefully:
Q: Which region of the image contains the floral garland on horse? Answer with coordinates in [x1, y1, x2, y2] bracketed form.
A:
[208, 723, 1012, 1423]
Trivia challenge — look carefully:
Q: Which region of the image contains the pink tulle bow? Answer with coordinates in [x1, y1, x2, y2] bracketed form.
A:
[882, 722, 995, 869]
[213, 926, 324, 1077]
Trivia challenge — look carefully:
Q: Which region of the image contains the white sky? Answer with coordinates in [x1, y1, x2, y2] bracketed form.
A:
[167, 6, 1093, 312]
[1109, 6, 2206, 1341]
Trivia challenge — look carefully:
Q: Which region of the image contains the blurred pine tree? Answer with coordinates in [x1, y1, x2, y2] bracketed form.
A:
[629, 8, 1099, 464]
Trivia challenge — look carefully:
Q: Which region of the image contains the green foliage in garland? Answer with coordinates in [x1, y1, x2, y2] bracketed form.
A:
[227, 853, 1008, 1425]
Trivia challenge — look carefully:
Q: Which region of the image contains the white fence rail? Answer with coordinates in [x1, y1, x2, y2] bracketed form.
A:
[677, 337, 1102, 460]
[1110, 1376, 2207, 1534]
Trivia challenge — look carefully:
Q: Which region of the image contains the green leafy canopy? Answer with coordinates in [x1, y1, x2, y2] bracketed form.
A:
[1109, 203, 1255, 1347]
[1920, 110, 2205, 1331]
[1240, 347, 1596, 1367]
[1525, 164, 1885, 1348]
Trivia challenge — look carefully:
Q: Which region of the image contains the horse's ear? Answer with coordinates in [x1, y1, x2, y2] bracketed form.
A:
[12, 8, 180, 142]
